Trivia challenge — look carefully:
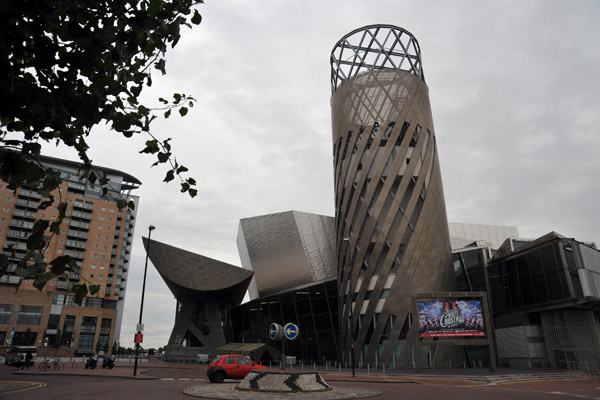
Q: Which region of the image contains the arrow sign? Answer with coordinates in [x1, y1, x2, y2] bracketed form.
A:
[269, 323, 283, 340]
[283, 323, 299, 341]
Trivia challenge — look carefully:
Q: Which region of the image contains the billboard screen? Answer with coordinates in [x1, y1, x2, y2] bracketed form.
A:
[418, 299, 485, 338]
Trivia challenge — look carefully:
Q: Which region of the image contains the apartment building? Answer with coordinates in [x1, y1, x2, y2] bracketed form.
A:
[0, 154, 139, 355]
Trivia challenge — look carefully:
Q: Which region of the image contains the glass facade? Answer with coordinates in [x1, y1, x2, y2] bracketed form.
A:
[231, 279, 339, 363]
[488, 242, 573, 313]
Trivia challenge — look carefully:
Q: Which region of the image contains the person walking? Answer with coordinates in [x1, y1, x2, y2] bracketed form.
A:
[25, 351, 33, 370]
[16, 352, 24, 370]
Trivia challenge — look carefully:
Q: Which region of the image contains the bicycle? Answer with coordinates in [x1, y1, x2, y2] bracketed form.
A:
[39, 358, 60, 371]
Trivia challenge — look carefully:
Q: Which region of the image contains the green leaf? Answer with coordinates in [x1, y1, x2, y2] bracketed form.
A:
[164, 109, 172, 119]
[148, 0, 162, 16]
[116, 199, 128, 209]
[72, 284, 89, 305]
[128, 200, 135, 210]
[89, 285, 100, 295]
[191, 10, 202, 25]
[164, 170, 175, 182]
[178, 106, 188, 116]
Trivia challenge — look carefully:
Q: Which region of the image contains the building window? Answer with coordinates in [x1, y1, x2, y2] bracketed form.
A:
[0, 304, 13, 324]
[78, 334, 95, 350]
[100, 216, 104, 221]
[98, 225, 103, 230]
[91, 264, 96, 269]
[16, 305, 43, 324]
[0, 217, 5, 222]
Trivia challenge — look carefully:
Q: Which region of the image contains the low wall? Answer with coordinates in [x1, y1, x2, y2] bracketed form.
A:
[237, 370, 331, 392]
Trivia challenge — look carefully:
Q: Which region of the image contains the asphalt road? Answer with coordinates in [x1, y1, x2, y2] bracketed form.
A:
[2, 363, 600, 399]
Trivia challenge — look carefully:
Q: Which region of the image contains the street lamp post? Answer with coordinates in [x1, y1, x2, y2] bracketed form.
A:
[133, 224, 155, 377]
[342, 237, 355, 379]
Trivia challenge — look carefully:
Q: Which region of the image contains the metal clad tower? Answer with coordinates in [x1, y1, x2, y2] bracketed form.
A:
[330, 25, 453, 367]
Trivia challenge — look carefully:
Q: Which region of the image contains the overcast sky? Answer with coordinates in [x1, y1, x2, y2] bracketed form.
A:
[41, 0, 600, 349]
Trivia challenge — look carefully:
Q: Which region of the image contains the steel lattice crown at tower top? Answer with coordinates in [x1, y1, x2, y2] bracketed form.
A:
[330, 24, 425, 94]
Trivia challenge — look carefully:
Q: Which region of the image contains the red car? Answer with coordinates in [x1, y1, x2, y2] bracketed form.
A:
[206, 354, 267, 383]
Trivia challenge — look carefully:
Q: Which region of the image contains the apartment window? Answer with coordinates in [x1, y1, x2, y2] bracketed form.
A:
[105, 236, 109, 240]
[100, 216, 104, 221]
[59, 239, 64, 243]
[3, 208, 8, 212]
[95, 244, 99, 249]
[93, 254, 98, 259]
[100, 266, 105, 270]
[6, 197, 12, 202]
[103, 246, 108, 250]
[53, 294, 66, 305]
[98, 225, 103, 230]
[0, 304, 13, 324]
[90, 274, 94, 278]
[102, 255, 106, 260]
[107, 227, 111, 231]
[91, 264, 96, 269]
[108, 217, 113, 222]
[101, 207, 106, 212]
[97, 234, 101, 239]
[109, 208, 114, 213]
[99, 275, 103, 280]
[16, 305, 43, 324]
[68, 200, 73, 204]
[57, 249, 63, 253]
[41, 214, 46, 218]
[0, 217, 5, 222]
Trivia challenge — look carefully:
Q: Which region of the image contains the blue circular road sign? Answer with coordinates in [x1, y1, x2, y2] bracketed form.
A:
[269, 323, 283, 340]
[284, 323, 299, 341]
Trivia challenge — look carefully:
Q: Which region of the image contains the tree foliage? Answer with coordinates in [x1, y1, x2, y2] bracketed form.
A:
[0, 0, 203, 303]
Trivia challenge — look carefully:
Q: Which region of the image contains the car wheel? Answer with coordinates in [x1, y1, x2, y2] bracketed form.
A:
[212, 371, 225, 383]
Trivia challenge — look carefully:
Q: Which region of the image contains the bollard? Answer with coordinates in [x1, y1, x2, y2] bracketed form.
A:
[383, 364, 385, 375]
[313, 362, 316, 372]
[450, 361, 452, 369]
[463, 361, 466, 368]
[367, 364, 370, 374]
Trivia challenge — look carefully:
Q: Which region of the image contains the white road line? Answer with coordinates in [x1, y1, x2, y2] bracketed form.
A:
[178, 378, 191, 380]
[161, 378, 175, 381]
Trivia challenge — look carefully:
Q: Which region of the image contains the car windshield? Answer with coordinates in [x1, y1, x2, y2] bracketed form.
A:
[212, 355, 222, 363]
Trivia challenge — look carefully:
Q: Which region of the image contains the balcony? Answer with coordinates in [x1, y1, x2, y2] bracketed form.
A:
[67, 230, 88, 239]
[15, 199, 38, 209]
[12, 209, 37, 219]
[57, 281, 68, 289]
[70, 220, 90, 230]
[18, 189, 42, 199]
[6, 230, 28, 239]
[71, 211, 92, 220]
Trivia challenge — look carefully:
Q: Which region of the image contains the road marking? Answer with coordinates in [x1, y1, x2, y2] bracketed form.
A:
[3, 382, 46, 393]
[161, 378, 175, 380]
[178, 378, 190, 380]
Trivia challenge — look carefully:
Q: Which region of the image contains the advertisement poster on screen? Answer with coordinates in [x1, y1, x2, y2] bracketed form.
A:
[418, 299, 485, 338]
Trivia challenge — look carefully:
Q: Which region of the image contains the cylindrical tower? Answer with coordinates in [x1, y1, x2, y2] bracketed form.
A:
[330, 25, 453, 367]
